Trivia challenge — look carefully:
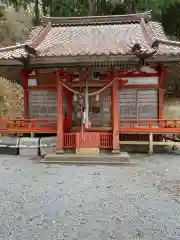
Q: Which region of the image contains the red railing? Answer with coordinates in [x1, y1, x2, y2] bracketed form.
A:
[100, 132, 113, 148]
[1, 117, 180, 134]
[64, 133, 76, 148]
[0, 117, 57, 133]
[119, 119, 180, 133]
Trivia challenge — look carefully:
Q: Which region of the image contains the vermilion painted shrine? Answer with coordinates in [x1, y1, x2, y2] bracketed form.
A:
[0, 11, 180, 155]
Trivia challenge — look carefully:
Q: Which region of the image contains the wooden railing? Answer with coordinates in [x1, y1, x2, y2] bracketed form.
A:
[100, 132, 113, 148]
[64, 133, 76, 148]
[0, 117, 57, 133]
[1, 117, 180, 135]
[119, 119, 180, 133]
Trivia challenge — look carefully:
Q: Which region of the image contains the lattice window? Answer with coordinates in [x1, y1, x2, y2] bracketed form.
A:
[118, 89, 157, 120]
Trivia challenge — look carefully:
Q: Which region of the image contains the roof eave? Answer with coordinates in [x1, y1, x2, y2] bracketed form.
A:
[148, 55, 180, 63]
[0, 59, 24, 66]
[1, 53, 180, 68]
[0, 66, 23, 86]
[29, 54, 139, 65]
[28, 54, 180, 65]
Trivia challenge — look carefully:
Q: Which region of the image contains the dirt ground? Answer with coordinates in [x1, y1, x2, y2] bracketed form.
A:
[1, 154, 180, 239]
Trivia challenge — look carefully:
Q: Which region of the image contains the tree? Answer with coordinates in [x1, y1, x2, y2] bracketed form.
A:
[161, 0, 180, 39]
[0, 6, 5, 18]
[0, 7, 32, 45]
[1, 0, 180, 41]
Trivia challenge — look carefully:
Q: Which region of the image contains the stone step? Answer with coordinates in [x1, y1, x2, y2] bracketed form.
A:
[76, 147, 99, 155]
[39, 152, 132, 165]
[38, 160, 134, 166]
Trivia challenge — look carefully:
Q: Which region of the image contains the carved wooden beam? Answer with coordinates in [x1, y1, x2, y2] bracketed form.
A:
[151, 40, 159, 49]
[24, 45, 37, 56]
[132, 43, 157, 59]
[132, 42, 158, 70]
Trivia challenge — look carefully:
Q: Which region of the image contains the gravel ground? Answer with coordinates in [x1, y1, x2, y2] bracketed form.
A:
[1, 154, 180, 239]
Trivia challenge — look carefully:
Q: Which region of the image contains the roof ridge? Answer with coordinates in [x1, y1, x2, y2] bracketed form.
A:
[29, 22, 51, 48]
[156, 38, 180, 47]
[0, 44, 25, 52]
[140, 18, 155, 47]
[42, 11, 152, 26]
[147, 22, 180, 47]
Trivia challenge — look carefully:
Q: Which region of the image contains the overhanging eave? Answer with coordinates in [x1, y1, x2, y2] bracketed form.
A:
[0, 66, 24, 86]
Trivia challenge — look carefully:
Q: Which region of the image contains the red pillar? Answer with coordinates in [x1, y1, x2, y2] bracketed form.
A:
[20, 70, 29, 119]
[56, 71, 64, 153]
[65, 89, 72, 130]
[112, 78, 120, 153]
[158, 66, 165, 123]
[24, 89, 29, 119]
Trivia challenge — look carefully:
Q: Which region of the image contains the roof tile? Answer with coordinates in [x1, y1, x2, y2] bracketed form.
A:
[0, 12, 180, 61]
[36, 24, 150, 57]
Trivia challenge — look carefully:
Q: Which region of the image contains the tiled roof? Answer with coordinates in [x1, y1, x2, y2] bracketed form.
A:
[36, 23, 151, 56]
[0, 11, 180, 61]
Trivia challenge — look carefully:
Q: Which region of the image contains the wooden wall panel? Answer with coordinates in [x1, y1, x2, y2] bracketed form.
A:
[118, 89, 137, 119]
[28, 90, 66, 118]
[100, 88, 112, 127]
[121, 76, 158, 85]
[137, 89, 157, 119]
[118, 88, 158, 120]
[36, 73, 56, 86]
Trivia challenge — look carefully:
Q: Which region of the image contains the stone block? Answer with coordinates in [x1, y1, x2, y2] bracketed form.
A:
[76, 148, 99, 155]
[19, 137, 39, 156]
[40, 136, 56, 156]
[0, 136, 19, 155]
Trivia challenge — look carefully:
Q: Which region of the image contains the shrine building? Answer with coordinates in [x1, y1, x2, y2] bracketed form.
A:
[0, 11, 180, 155]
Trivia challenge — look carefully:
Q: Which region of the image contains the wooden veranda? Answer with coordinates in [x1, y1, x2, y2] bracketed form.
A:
[1, 117, 180, 153]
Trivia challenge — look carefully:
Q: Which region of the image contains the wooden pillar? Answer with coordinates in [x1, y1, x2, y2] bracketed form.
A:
[158, 66, 165, 120]
[158, 66, 165, 128]
[20, 70, 29, 119]
[112, 78, 120, 154]
[56, 71, 64, 154]
[65, 89, 72, 129]
[24, 89, 29, 119]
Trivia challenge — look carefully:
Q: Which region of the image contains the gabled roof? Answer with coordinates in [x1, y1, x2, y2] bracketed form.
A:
[0, 11, 180, 69]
